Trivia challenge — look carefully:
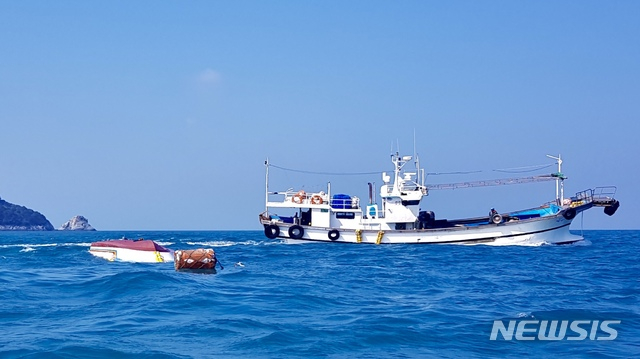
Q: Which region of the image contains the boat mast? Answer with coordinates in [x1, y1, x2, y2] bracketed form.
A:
[265, 158, 269, 212]
[546, 154, 564, 205]
[393, 152, 401, 191]
[413, 129, 423, 188]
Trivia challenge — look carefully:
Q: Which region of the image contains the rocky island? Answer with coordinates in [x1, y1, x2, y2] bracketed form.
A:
[59, 215, 96, 231]
[0, 197, 55, 231]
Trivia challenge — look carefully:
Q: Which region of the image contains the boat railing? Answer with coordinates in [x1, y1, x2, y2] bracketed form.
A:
[574, 189, 594, 203]
[268, 189, 296, 199]
[574, 186, 617, 204]
[329, 196, 360, 209]
[592, 186, 617, 202]
[383, 182, 423, 194]
[400, 182, 420, 192]
[269, 189, 344, 207]
[268, 188, 362, 209]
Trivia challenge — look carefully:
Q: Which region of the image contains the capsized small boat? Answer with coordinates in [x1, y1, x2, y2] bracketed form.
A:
[259, 151, 620, 245]
[89, 238, 174, 263]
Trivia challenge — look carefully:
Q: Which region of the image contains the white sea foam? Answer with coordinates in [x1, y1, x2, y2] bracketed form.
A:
[0, 242, 91, 251]
[185, 240, 269, 247]
[487, 239, 550, 247]
[0, 243, 57, 249]
[570, 239, 592, 246]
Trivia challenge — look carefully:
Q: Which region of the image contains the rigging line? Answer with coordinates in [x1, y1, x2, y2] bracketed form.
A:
[428, 163, 555, 176]
[268, 164, 381, 176]
[270, 163, 553, 177]
[492, 163, 554, 173]
[427, 170, 483, 176]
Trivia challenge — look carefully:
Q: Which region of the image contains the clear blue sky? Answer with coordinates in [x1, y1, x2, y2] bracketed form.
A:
[1, 1, 637, 230]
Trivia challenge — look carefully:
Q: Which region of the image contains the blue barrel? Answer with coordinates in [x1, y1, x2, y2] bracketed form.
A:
[331, 194, 352, 209]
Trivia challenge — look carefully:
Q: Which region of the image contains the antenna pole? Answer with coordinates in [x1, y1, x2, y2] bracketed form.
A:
[559, 155, 564, 204]
[265, 158, 269, 212]
[413, 129, 416, 160]
[546, 154, 563, 205]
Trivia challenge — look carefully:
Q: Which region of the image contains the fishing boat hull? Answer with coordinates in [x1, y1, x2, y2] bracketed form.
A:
[262, 212, 584, 245]
[89, 239, 174, 263]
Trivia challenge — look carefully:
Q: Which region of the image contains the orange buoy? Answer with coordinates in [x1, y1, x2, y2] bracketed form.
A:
[292, 190, 306, 204]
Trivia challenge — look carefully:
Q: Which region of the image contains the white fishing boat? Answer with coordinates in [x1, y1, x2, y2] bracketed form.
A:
[89, 238, 174, 263]
[259, 152, 619, 245]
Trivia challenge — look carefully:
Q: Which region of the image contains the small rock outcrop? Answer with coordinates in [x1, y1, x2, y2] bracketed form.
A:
[0, 197, 54, 231]
[59, 215, 96, 231]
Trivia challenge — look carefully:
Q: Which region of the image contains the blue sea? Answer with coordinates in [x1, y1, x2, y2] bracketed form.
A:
[1, 230, 638, 358]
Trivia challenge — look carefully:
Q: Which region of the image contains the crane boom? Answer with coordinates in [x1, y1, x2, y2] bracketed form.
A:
[426, 174, 559, 190]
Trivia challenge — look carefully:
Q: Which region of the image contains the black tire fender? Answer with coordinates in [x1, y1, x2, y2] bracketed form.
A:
[264, 224, 280, 239]
[563, 208, 577, 220]
[288, 225, 304, 239]
[328, 229, 340, 241]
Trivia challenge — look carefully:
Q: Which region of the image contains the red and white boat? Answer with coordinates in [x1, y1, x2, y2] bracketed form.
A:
[89, 238, 174, 263]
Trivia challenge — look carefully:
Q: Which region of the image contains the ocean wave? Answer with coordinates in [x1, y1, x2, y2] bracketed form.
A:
[570, 239, 592, 246]
[0, 230, 637, 358]
[155, 241, 174, 246]
[1, 346, 190, 359]
[0, 243, 58, 249]
[0, 242, 92, 249]
[184, 240, 280, 247]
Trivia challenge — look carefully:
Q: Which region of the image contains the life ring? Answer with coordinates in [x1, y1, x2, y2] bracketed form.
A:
[292, 190, 306, 204]
[563, 208, 577, 220]
[264, 224, 280, 239]
[328, 229, 340, 241]
[491, 214, 503, 224]
[311, 195, 323, 205]
[288, 225, 304, 239]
